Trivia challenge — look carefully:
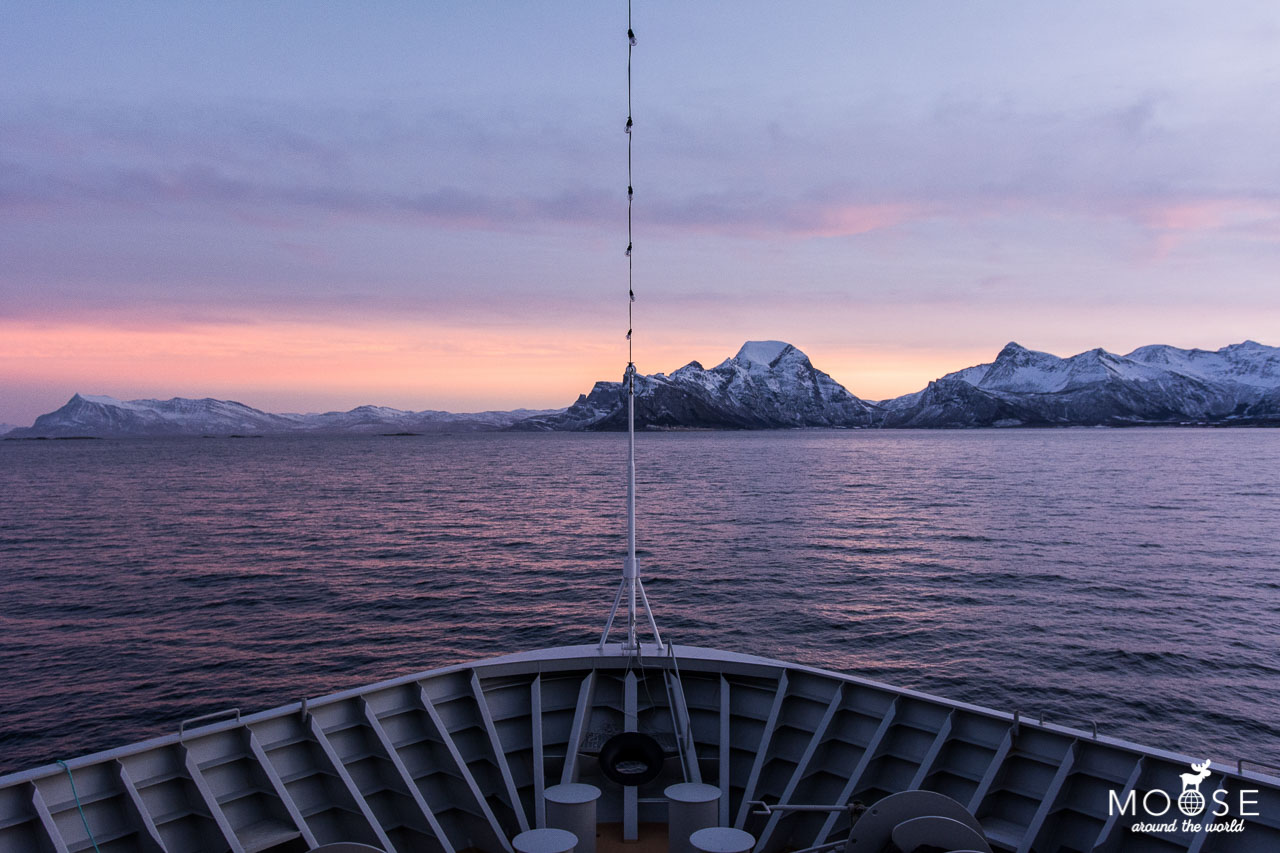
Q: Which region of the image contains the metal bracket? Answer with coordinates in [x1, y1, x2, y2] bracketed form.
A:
[751, 799, 863, 816]
[1036, 710, 1098, 739]
[179, 708, 241, 740]
[1238, 758, 1280, 778]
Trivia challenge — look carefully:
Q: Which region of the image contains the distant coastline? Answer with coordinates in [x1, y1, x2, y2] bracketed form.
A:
[5, 339, 1278, 438]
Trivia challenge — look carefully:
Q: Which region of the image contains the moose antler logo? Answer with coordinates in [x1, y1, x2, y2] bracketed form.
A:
[1107, 755, 1258, 832]
[1177, 760, 1211, 816]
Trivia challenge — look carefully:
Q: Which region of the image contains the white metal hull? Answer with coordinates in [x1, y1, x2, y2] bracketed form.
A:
[2, 644, 1276, 852]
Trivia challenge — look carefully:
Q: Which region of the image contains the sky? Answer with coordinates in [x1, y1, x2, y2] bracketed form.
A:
[2, 1, 1279, 425]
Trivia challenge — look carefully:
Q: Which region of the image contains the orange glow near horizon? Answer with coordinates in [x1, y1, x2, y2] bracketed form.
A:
[0, 320, 621, 415]
[0, 320, 974, 421]
[9, 314, 1269, 425]
[815, 346, 990, 401]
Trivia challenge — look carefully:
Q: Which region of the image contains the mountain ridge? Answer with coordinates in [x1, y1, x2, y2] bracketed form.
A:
[6, 339, 1279, 437]
[880, 340, 1278, 428]
[515, 340, 881, 431]
[5, 394, 563, 438]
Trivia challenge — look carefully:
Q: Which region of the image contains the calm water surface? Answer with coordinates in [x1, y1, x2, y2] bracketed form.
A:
[1, 429, 1277, 776]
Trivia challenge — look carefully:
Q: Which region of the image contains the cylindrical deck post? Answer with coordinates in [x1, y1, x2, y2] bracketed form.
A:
[665, 783, 721, 853]
[513, 827, 578, 853]
[689, 827, 755, 853]
[544, 783, 601, 853]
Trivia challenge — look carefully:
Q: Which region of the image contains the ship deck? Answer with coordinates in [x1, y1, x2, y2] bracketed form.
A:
[2, 643, 1277, 853]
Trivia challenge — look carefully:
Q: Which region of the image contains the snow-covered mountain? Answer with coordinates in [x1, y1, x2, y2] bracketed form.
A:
[516, 341, 881, 430]
[882, 341, 1280, 427]
[521, 339, 1280, 431]
[289, 404, 560, 433]
[7, 394, 300, 437]
[1125, 340, 1280, 388]
[5, 394, 560, 438]
[8, 340, 1277, 436]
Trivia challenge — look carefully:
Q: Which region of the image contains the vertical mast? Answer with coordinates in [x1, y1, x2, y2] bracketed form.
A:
[626, 363, 637, 650]
[625, 0, 638, 654]
[601, 0, 663, 654]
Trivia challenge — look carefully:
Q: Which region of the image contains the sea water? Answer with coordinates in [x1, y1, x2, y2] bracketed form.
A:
[0, 429, 1277, 775]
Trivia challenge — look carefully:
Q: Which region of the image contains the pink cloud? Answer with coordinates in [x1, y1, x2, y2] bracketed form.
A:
[1150, 199, 1278, 232]
[644, 193, 931, 240]
[808, 202, 924, 238]
[1142, 197, 1280, 256]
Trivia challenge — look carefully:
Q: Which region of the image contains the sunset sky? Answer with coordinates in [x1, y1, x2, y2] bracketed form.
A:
[3, 1, 1279, 425]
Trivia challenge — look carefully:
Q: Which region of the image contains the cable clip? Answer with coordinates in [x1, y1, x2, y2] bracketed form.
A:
[628, 28, 637, 46]
[625, 242, 632, 257]
[625, 116, 633, 134]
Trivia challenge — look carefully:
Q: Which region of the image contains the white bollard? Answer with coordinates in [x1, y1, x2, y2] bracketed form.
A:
[689, 826, 755, 853]
[544, 783, 601, 853]
[513, 827, 578, 853]
[665, 783, 721, 853]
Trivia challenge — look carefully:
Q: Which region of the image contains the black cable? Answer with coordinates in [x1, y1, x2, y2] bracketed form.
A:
[626, 0, 634, 374]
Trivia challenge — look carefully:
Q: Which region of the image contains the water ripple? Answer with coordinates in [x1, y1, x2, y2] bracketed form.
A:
[0, 429, 1277, 775]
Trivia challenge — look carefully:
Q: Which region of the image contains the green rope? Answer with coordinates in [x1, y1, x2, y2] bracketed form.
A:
[56, 760, 102, 853]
